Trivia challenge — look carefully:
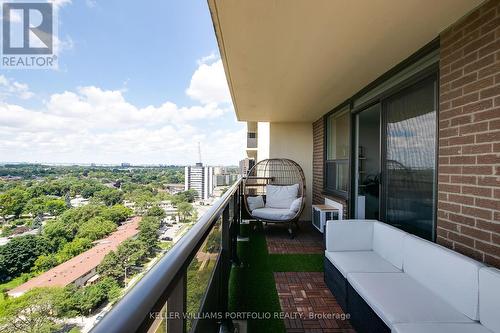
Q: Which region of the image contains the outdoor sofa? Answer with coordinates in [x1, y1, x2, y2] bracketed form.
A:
[324, 220, 500, 333]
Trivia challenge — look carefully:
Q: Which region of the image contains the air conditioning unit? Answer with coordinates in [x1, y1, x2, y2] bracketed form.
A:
[312, 205, 339, 233]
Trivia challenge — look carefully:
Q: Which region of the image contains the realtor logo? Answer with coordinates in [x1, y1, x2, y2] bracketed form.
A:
[1, 1, 57, 69]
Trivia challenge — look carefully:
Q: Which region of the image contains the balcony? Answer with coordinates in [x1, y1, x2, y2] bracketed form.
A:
[91, 178, 355, 333]
[247, 137, 257, 149]
[91, 0, 500, 332]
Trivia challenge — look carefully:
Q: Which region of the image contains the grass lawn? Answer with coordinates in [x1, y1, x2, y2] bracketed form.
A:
[228, 223, 324, 333]
[0, 274, 34, 302]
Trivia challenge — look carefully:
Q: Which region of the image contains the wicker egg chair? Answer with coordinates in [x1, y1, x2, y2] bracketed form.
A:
[243, 158, 306, 237]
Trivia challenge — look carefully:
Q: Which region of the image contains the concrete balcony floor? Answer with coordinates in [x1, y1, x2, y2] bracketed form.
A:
[229, 222, 354, 333]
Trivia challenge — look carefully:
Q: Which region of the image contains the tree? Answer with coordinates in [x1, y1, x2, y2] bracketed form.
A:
[0, 235, 51, 282]
[117, 239, 147, 269]
[32, 254, 58, 273]
[43, 220, 73, 250]
[97, 251, 123, 282]
[138, 216, 161, 255]
[0, 188, 29, 220]
[76, 217, 116, 241]
[93, 188, 123, 206]
[56, 278, 120, 316]
[0, 287, 62, 333]
[145, 205, 166, 219]
[172, 189, 197, 204]
[23, 196, 47, 217]
[177, 202, 194, 222]
[44, 199, 67, 216]
[80, 181, 105, 199]
[126, 188, 157, 212]
[55, 237, 92, 263]
[101, 204, 133, 224]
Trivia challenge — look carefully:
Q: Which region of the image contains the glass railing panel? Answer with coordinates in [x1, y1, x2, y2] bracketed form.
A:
[186, 216, 222, 331]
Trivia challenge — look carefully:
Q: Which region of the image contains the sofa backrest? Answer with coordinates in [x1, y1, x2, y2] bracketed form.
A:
[403, 235, 484, 320]
[325, 220, 375, 251]
[479, 267, 500, 333]
[372, 222, 406, 270]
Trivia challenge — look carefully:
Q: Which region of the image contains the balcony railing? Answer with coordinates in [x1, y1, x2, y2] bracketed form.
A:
[91, 178, 242, 333]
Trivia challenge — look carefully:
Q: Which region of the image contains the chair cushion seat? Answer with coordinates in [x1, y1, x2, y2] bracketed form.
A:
[348, 272, 472, 328]
[324, 251, 401, 278]
[251, 207, 295, 221]
[392, 323, 492, 333]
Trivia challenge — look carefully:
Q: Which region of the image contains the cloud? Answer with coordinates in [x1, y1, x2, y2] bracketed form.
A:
[85, 0, 97, 8]
[51, 0, 72, 10]
[0, 76, 34, 100]
[197, 52, 218, 65]
[186, 59, 232, 105]
[0, 56, 245, 165]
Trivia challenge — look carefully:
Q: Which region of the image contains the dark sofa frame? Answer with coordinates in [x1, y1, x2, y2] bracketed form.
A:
[324, 258, 390, 333]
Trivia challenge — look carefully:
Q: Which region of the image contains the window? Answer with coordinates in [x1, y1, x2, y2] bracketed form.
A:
[325, 107, 350, 196]
[247, 132, 256, 139]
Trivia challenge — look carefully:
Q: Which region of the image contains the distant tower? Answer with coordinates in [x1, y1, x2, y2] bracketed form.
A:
[197, 142, 202, 165]
[185, 142, 214, 200]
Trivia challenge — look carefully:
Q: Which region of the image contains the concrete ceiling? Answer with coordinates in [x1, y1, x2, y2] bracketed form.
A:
[208, 0, 484, 122]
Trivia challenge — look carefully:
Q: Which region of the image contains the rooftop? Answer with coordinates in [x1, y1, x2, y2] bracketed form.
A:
[9, 217, 141, 297]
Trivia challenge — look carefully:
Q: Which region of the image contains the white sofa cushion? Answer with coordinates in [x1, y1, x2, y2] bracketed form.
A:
[403, 235, 484, 320]
[373, 222, 406, 270]
[289, 197, 302, 212]
[247, 195, 264, 211]
[392, 323, 492, 333]
[265, 184, 299, 209]
[251, 207, 295, 221]
[325, 250, 401, 278]
[325, 220, 377, 252]
[479, 267, 500, 333]
[348, 272, 473, 328]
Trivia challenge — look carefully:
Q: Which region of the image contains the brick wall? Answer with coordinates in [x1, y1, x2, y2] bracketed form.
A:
[312, 118, 324, 205]
[438, 0, 500, 267]
[312, 118, 349, 217]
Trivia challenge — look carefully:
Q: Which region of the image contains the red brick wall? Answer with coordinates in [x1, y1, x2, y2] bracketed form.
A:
[312, 118, 325, 205]
[438, 0, 500, 267]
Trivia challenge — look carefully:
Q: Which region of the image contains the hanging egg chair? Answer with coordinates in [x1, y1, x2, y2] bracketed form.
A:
[243, 158, 306, 237]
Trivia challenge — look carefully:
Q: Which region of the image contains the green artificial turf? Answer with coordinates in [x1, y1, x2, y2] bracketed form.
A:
[269, 253, 324, 272]
[228, 224, 285, 333]
[228, 223, 325, 333]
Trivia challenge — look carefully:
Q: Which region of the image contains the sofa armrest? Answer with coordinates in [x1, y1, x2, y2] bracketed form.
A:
[325, 220, 375, 252]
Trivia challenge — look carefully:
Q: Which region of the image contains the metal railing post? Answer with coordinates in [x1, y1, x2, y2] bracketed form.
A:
[167, 271, 186, 333]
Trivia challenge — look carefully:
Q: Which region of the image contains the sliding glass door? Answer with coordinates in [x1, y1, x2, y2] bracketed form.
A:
[355, 104, 381, 220]
[381, 77, 437, 240]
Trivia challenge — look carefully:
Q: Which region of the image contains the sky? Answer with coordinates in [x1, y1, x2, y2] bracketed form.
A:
[0, 0, 246, 166]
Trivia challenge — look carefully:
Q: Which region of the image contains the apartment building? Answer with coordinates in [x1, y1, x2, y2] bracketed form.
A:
[184, 163, 214, 200]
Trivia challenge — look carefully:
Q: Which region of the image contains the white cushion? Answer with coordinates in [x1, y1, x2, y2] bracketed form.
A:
[479, 267, 500, 333]
[265, 184, 299, 209]
[325, 220, 377, 252]
[251, 207, 295, 221]
[348, 272, 473, 328]
[392, 323, 492, 333]
[247, 196, 264, 211]
[325, 250, 401, 278]
[403, 235, 484, 320]
[373, 222, 407, 270]
[289, 197, 302, 212]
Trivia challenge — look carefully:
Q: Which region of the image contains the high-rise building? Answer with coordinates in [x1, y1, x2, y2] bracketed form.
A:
[184, 163, 214, 200]
[239, 158, 255, 177]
